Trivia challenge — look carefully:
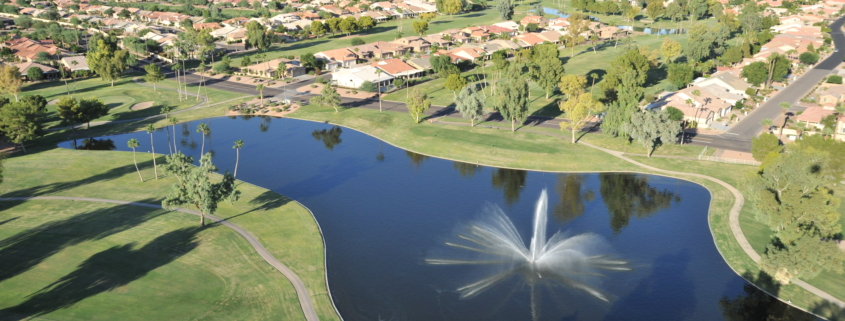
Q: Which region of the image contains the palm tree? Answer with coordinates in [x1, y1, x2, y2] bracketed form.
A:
[169, 117, 179, 153]
[761, 118, 774, 133]
[233, 140, 244, 178]
[196, 62, 206, 100]
[172, 61, 183, 102]
[794, 121, 808, 138]
[375, 68, 383, 112]
[779, 102, 791, 137]
[589, 73, 598, 95]
[256, 84, 265, 107]
[276, 62, 287, 80]
[197, 123, 211, 155]
[127, 138, 143, 182]
[145, 124, 158, 180]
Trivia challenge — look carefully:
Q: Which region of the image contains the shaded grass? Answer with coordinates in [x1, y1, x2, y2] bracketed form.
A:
[0, 149, 339, 321]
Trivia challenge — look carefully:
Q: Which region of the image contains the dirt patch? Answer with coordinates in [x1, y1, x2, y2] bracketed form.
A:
[129, 101, 155, 111]
[226, 103, 302, 118]
[297, 83, 375, 99]
[48, 99, 59, 105]
[297, 83, 324, 94]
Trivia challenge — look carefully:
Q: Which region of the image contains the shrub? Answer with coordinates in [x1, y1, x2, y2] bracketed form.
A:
[315, 75, 325, 84]
[745, 87, 757, 97]
[358, 80, 377, 92]
[799, 52, 819, 65]
[828, 75, 843, 84]
[351, 37, 365, 46]
[236, 77, 241, 81]
[664, 83, 679, 92]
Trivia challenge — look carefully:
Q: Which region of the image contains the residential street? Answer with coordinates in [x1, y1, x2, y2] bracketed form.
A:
[724, 15, 845, 139]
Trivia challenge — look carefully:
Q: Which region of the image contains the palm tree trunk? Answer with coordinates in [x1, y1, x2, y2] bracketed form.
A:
[234, 148, 240, 178]
[133, 149, 143, 182]
[201, 135, 205, 155]
[200, 212, 205, 227]
[150, 133, 158, 179]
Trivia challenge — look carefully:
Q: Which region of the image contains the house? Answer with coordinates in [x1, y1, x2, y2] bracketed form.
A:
[3, 37, 59, 62]
[15, 61, 59, 80]
[194, 22, 222, 30]
[537, 30, 565, 44]
[659, 87, 733, 127]
[372, 58, 424, 78]
[349, 41, 408, 59]
[407, 56, 432, 70]
[796, 106, 835, 130]
[482, 25, 517, 37]
[315, 48, 358, 70]
[390, 36, 430, 52]
[60, 56, 89, 71]
[241, 58, 306, 78]
[226, 28, 247, 42]
[422, 34, 451, 48]
[514, 33, 547, 47]
[519, 15, 548, 28]
[438, 46, 486, 62]
[815, 85, 845, 107]
[222, 17, 251, 28]
[695, 71, 751, 97]
[330, 65, 394, 88]
[210, 26, 237, 38]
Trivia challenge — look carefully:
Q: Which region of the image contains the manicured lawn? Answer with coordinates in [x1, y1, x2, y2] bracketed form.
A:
[0, 149, 340, 321]
[11, 76, 251, 129]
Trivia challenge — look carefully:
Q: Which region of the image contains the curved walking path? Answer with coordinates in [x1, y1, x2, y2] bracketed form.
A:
[0, 196, 320, 321]
[427, 118, 845, 310]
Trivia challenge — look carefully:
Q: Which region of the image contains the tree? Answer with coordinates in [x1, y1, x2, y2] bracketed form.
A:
[496, 0, 513, 20]
[558, 74, 587, 100]
[311, 20, 326, 36]
[162, 152, 240, 227]
[444, 74, 467, 99]
[565, 14, 589, 57]
[0, 65, 23, 101]
[87, 39, 128, 86]
[358, 16, 375, 30]
[659, 37, 681, 65]
[256, 84, 265, 107]
[232, 140, 244, 178]
[667, 62, 694, 88]
[799, 52, 819, 65]
[828, 75, 843, 84]
[146, 124, 158, 179]
[560, 92, 603, 143]
[339, 17, 359, 36]
[26, 66, 43, 81]
[143, 64, 165, 91]
[490, 77, 529, 131]
[532, 43, 565, 99]
[751, 133, 782, 161]
[741, 61, 768, 87]
[646, 0, 665, 24]
[412, 20, 428, 36]
[624, 110, 682, 157]
[56, 96, 80, 130]
[406, 88, 431, 123]
[442, 0, 462, 16]
[722, 46, 743, 66]
[241, 55, 252, 68]
[0, 100, 45, 153]
[127, 138, 143, 182]
[358, 81, 377, 92]
[196, 123, 211, 155]
[455, 86, 484, 126]
[310, 85, 342, 113]
[245, 21, 270, 51]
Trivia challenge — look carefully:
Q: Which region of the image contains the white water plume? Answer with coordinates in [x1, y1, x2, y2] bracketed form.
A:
[427, 189, 630, 302]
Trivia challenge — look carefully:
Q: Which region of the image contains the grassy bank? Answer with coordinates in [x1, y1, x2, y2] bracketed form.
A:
[0, 148, 340, 321]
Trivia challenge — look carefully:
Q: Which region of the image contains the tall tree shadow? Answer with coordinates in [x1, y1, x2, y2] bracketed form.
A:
[0, 227, 201, 320]
[219, 190, 293, 222]
[0, 199, 163, 284]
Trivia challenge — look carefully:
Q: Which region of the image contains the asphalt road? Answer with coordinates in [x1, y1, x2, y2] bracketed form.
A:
[724, 15, 845, 139]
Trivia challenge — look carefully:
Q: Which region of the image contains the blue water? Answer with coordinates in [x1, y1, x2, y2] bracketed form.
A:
[59, 116, 812, 320]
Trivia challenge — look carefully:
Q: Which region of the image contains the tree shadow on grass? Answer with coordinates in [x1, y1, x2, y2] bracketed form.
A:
[0, 199, 165, 284]
[0, 226, 201, 320]
[0, 216, 20, 226]
[218, 190, 293, 222]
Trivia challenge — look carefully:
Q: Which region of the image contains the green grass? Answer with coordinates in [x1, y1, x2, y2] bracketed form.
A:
[11, 76, 252, 129]
[0, 149, 340, 321]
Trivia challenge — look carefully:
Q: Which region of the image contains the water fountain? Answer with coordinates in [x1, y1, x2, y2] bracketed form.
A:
[427, 189, 631, 301]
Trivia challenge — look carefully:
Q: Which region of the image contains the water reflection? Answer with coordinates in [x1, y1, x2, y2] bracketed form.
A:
[553, 174, 595, 223]
[311, 126, 343, 151]
[453, 161, 482, 178]
[405, 151, 429, 168]
[599, 174, 678, 234]
[492, 168, 527, 206]
[71, 138, 116, 150]
[720, 272, 816, 321]
[259, 116, 271, 132]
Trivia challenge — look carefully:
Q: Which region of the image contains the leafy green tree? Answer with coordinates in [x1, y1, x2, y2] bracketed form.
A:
[721, 46, 743, 66]
[310, 85, 342, 113]
[667, 62, 694, 88]
[455, 86, 485, 126]
[162, 152, 240, 227]
[26, 66, 43, 81]
[143, 63, 165, 91]
[741, 61, 768, 86]
[0, 65, 22, 101]
[490, 77, 529, 131]
[240, 55, 252, 67]
[799, 52, 819, 65]
[558, 74, 587, 100]
[532, 43, 565, 99]
[127, 138, 143, 182]
[412, 20, 428, 36]
[442, 0, 462, 16]
[311, 20, 326, 36]
[339, 16, 359, 36]
[358, 16, 375, 30]
[245, 20, 270, 51]
[659, 37, 681, 65]
[232, 140, 244, 178]
[664, 106, 684, 121]
[87, 39, 129, 86]
[0, 99, 45, 153]
[407, 88, 431, 123]
[444, 74, 467, 99]
[750, 133, 782, 161]
[761, 235, 845, 283]
[624, 110, 681, 156]
[560, 92, 603, 143]
[794, 134, 845, 179]
[828, 75, 843, 84]
[646, 0, 665, 23]
[496, 0, 513, 20]
[358, 81, 377, 92]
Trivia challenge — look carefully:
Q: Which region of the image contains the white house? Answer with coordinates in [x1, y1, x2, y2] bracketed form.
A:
[695, 71, 750, 97]
[330, 65, 394, 89]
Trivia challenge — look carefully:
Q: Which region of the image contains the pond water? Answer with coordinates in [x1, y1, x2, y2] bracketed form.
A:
[617, 25, 688, 35]
[59, 116, 814, 321]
